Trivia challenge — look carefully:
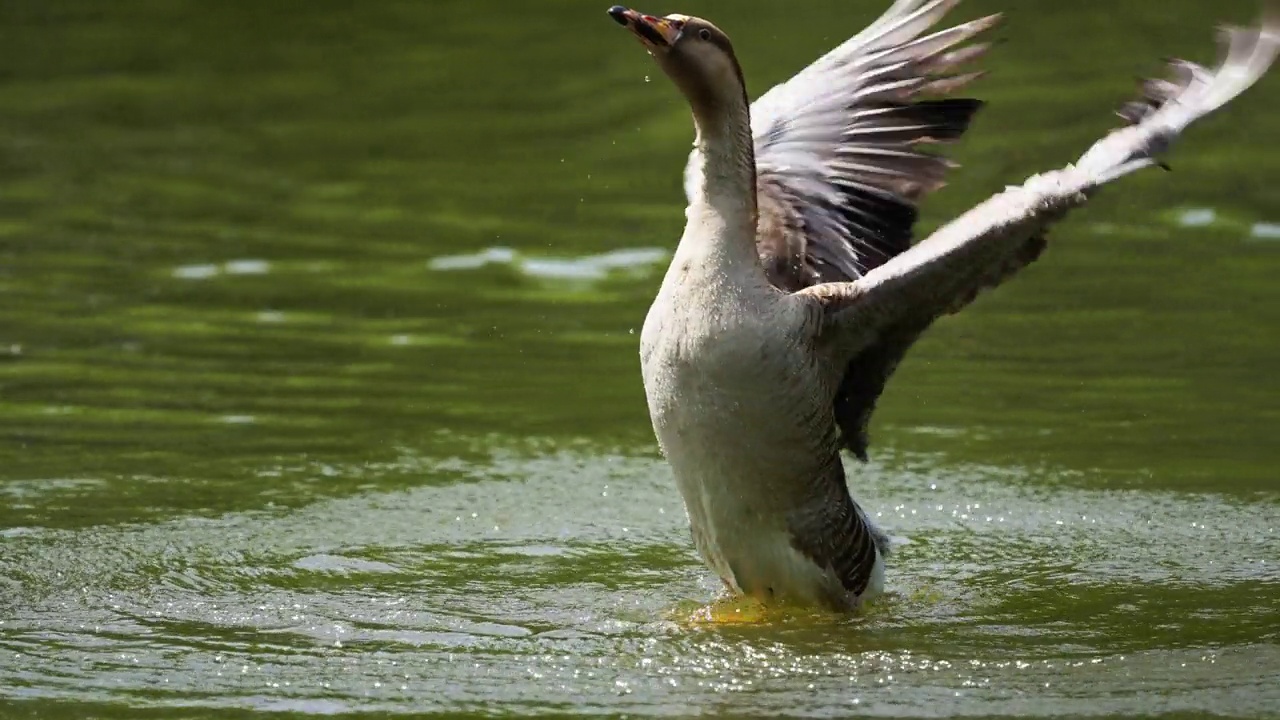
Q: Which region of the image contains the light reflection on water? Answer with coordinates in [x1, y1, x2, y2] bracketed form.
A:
[427, 246, 669, 281]
[2, 441, 1276, 716]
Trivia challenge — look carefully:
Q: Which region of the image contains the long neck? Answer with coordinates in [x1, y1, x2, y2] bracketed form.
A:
[684, 95, 761, 272]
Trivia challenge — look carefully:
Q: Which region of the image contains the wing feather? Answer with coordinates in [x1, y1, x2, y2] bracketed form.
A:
[682, 1, 1000, 285]
[800, 9, 1279, 370]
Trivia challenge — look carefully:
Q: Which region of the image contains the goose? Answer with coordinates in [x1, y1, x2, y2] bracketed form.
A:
[606, 1, 1279, 611]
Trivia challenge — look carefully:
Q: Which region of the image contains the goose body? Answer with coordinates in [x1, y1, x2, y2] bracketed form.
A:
[607, 2, 1279, 611]
[641, 219, 881, 608]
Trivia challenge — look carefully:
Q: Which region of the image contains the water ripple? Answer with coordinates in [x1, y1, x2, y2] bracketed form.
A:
[1, 441, 1276, 715]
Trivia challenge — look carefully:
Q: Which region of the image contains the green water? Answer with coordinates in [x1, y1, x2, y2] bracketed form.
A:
[2, 0, 1278, 717]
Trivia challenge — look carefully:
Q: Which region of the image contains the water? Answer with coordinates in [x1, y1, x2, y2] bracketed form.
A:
[2, 0, 1277, 717]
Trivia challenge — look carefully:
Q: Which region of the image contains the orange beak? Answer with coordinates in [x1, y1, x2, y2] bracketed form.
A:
[607, 6, 683, 48]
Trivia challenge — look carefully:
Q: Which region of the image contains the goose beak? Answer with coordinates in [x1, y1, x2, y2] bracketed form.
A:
[607, 6, 682, 49]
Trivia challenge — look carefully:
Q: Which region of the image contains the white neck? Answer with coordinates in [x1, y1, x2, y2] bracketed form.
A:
[680, 100, 762, 276]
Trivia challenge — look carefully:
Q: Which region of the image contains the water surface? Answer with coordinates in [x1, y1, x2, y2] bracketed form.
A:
[1, 0, 1278, 717]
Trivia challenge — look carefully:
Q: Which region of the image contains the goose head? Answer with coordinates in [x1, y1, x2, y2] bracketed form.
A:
[607, 6, 749, 129]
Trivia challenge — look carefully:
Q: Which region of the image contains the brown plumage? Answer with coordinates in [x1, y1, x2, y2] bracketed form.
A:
[610, 1, 1278, 611]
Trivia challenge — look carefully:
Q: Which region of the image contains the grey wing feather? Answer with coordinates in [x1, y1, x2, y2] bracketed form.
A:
[802, 9, 1279, 362]
[739, 0, 1001, 283]
[787, 456, 889, 602]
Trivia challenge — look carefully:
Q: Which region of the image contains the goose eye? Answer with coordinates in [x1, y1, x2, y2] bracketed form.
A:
[698, 28, 712, 41]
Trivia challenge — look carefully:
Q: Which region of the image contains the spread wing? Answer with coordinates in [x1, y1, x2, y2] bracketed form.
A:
[738, 0, 1000, 289]
[799, 12, 1280, 374]
[684, 0, 1000, 460]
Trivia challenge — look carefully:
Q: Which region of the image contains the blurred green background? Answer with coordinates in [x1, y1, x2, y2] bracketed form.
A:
[1, 1, 1277, 717]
